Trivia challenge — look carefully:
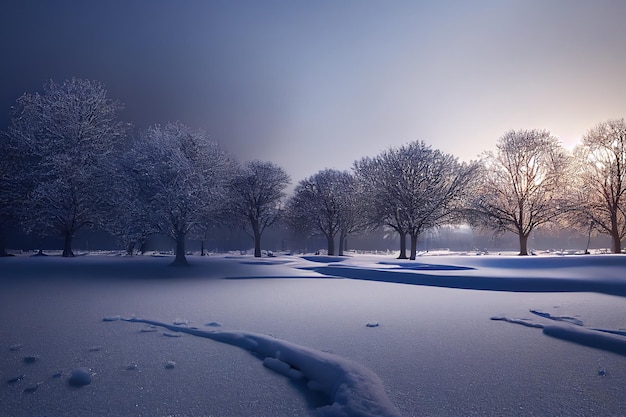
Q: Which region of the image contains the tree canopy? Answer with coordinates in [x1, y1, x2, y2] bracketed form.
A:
[4, 78, 130, 256]
[469, 130, 572, 255]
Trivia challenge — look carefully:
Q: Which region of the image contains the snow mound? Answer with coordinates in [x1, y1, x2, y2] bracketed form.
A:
[114, 317, 402, 417]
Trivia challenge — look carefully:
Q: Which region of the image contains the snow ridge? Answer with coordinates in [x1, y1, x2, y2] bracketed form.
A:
[117, 317, 402, 417]
[492, 311, 626, 357]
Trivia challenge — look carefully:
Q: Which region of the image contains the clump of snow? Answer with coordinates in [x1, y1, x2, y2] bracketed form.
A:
[115, 317, 403, 417]
[68, 367, 92, 386]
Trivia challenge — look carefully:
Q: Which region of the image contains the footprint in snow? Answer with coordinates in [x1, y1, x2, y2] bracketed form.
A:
[23, 382, 43, 393]
[7, 374, 25, 384]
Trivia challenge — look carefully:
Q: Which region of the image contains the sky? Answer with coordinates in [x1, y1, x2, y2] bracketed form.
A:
[2, 0, 626, 184]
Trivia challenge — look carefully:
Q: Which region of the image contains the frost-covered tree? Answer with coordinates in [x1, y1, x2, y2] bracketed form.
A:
[469, 130, 571, 255]
[335, 173, 370, 256]
[286, 169, 352, 256]
[229, 161, 290, 257]
[5, 78, 130, 256]
[126, 122, 234, 265]
[571, 119, 626, 253]
[355, 141, 478, 260]
[0, 130, 30, 256]
[98, 151, 153, 256]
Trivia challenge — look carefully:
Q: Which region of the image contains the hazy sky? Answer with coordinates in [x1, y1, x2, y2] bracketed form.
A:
[2, 0, 626, 183]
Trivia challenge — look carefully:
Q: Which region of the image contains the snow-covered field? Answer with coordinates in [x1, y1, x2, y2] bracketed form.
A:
[1, 253, 626, 416]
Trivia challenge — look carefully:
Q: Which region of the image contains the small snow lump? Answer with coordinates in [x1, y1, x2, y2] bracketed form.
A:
[68, 367, 92, 386]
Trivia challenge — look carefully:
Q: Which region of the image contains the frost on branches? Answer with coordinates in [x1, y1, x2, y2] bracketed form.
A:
[355, 141, 478, 260]
[229, 161, 290, 258]
[125, 122, 234, 265]
[5, 78, 130, 257]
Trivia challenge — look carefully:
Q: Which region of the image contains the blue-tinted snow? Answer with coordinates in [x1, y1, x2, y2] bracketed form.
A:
[1, 253, 626, 416]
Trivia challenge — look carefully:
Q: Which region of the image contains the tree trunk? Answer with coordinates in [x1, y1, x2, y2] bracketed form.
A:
[62, 231, 75, 257]
[338, 230, 346, 256]
[611, 216, 622, 253]
[518, 233, 529, 256]
[326, 234, 335, 256]
[409, 234, 418, 260]
[584, 223, 592, 255]
[253, 226, 262, 258]
[0, 231, 7, 256]
[397, 231, 407, 259]
[126, 240, 135, 256]
[200, 239, 206, 256]
[611, 231, 622, 254]
[172, 231, 188, 266]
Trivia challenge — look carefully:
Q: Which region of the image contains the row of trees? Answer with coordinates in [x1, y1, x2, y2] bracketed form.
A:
[1, 78, 626, 263]
[0, 78, 290, 264]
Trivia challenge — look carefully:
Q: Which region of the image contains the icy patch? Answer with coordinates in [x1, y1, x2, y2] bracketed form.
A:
[102, 315, 121, 322]
[114, 317, 402, 417]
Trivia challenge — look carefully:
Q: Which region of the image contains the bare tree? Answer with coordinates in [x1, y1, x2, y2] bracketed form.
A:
[571, 119, 626, 253]
[355, 141, 478, 260]
[229, 161, 290, 257]
[335, 173, 370, 256]
[126, 122, 234, 265]
[5, 78, 130, 256]
[286, 169, 351, 256]
[469, 130, 571, 255]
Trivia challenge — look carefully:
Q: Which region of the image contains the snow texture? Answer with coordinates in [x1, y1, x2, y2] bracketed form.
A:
[3, 253, 626, 416]
[116, 317, 402, 417]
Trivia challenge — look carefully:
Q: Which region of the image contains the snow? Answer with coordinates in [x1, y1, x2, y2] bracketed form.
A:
[1, 253, 626, 416]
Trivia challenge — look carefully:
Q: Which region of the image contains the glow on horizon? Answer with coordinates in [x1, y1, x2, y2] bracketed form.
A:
[1, 1, 626, 181]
